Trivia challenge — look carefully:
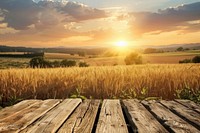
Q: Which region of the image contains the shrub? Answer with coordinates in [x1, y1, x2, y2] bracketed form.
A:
[43, 60, 52, 68]
[51, 61, 61, 67]
[144, 48, 158, 54]
[124, 52, 143, 65]
[185, 48, 190, 51]
[61, 60, 76, 67]
[78, 51, 86, 57]
[177, 47, 184, 51]
[30, 57, 48, 68]
[79, 62, 89, 67]
[179, 59, 192, 64]
[179, 56, 200, 64]
[192, 55, 200, 63]
[176, 87, 200, 103]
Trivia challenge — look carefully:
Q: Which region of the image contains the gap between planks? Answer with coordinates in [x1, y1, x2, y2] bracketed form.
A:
[96, 100, 128, 133]
[21, 99, 81, 133]
[0, 99, 200, 133]
[160, 100, 200, 130]
[58, 100, 100, 133]
[122, 99, 168, 133]
[142, 100, 200, 133]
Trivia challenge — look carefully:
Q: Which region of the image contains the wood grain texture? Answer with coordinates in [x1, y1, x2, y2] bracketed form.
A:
[122, 99, 168, 133]
[0, 100, 38, 120]
[0, 99, 60, 133]
[0, 99, 199, 133]
[160, 100, 200, 130]
[58, 100, 100, 133]
[175, 99, 200, 113]
[96, 100, 128, 133]
[22, 99, 81, 133]
[142, 100, 199, 133]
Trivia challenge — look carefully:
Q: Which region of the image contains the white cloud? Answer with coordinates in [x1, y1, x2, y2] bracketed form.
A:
[129, 2, 200, 34]
[0, 0, 106, 30]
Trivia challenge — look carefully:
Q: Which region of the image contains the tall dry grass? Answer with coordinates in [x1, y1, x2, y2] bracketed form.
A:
[0, 64, 200, 105]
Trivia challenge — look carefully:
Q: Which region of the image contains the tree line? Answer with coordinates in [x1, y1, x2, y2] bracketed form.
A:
[179, 56, 200, 64]
[29, 57, 89, 68]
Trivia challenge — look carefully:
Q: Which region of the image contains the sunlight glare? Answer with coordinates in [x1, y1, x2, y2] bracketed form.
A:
[115, 41, 128, 47]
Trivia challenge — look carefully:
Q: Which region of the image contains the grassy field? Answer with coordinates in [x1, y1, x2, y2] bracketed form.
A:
[0, 54, 196, 68]
[0, 58, 30, 69]
[84, 51, 200, 65]
[45, 53, 84, 60]
[0, 64, 200, 106]
[0, 51, 199, 68]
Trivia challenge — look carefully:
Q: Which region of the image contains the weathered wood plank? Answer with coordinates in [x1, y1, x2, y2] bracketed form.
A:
[142, 100, 199, 133]
[0, 99, 60, 132]
[1, 99, 199, 133]
[0, 100, 38, 120]
[122, 99, 168, 133]
[160, 100, 200, 130]
[0, 100, 43, 132]
[22, 99, 81, 133]
[96, 100, 128, 133]
[175, 99, 200, 113]
[58, 100, 100, 133]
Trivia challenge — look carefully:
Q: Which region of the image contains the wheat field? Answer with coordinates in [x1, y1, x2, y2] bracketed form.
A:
[0, 64, 200, 105]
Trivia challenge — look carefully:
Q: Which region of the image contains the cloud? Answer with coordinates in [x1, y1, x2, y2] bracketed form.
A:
[129, 2, 200, 35]
[0, 0, 107, 30]
[1, 1, 200, 47]
[0, 0, 40, 30]
[61, 2, 106, 21]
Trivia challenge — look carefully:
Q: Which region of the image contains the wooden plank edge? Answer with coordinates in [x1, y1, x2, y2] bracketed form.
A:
[18, 99, 63, 132]
[159, 100, 200, 131]
[174, 99, 200, 114]
[120, 100, 138, 133]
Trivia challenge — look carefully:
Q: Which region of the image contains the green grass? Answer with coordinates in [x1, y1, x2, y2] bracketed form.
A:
[0, 58, 29, 69]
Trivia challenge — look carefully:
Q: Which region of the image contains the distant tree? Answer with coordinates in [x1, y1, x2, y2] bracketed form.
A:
[177, 47, 184, 51]
[43, 60, 52, 68]
[78, 51, 86, 57]
[192, 56, 200, 63]
[61, 59, 76, 67]
[144, 48, 158, 54]
[52, 60, 61, 67]
[179, 59, 192, 64]
[103, 51, 118, 57]
[79, 62, 89, 67]
[179, 56, 200, 64]
[30, 57, 47, 68]
[184, 48, 190, 51]
[124, 52, 143, 65]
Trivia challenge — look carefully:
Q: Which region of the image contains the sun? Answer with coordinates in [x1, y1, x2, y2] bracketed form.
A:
[115, 41, 128, 47]
[113, 40, 130, 54]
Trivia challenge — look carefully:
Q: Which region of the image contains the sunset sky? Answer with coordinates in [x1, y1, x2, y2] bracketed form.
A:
[0, 0, 200, 48]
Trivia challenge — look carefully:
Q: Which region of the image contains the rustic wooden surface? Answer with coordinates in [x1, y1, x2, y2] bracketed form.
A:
[58, 100, 100, 133]
[22, 99, 81, 133]
[0, 99, 199, 133]
[122, 99, 168, 133]
[96, 100, 128, 133]
[142, 100, 200, 133]
[175, 99, 200, 113]
[160, 100, 200, 130]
